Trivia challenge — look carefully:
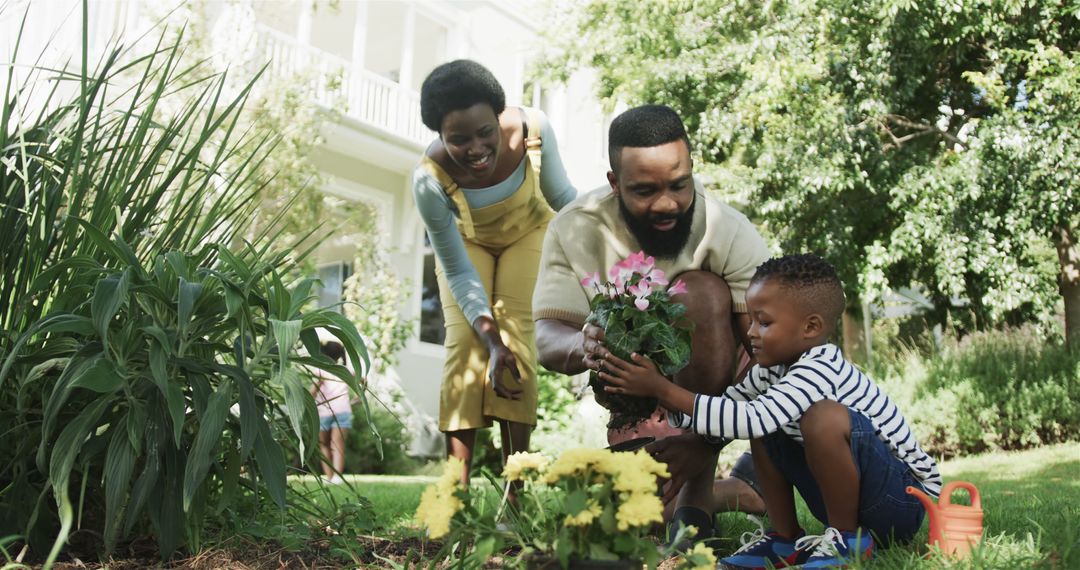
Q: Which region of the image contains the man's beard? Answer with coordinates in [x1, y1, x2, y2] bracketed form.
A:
[617, 194, 695, 259]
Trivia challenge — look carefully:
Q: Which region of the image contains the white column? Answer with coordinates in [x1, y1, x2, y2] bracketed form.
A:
[296, 0, 312, 45]
[350, 0, 368, 69]
[398, 2, 416, 88]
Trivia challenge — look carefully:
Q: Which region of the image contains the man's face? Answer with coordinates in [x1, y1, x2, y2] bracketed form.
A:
[608, 140, 695, 258]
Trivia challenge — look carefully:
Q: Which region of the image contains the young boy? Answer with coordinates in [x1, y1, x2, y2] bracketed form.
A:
[599, 254, 941, 569]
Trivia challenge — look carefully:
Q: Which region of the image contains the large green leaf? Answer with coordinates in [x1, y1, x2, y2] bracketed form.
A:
[69, 355, 122, 393]
[91, 271, 129, 346]
[269, 318, 301, 372]
[103, 425, 136, 552]
[181, 378, 232, 512]
[253, 415, 287, 509]
[280, 368, 314, 460]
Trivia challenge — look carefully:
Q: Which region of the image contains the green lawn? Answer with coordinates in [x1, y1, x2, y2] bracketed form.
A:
[289, 442, 1079, 568]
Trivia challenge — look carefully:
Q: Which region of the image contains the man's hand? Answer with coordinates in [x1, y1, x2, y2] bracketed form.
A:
[488, 344, 524, 400]
[581, 323, 608, 371]
[597, 352, 666, 398]
[645, 433, 717, 505]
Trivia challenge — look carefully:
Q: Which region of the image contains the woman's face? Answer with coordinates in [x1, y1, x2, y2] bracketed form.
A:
[440, 103, 501, 180]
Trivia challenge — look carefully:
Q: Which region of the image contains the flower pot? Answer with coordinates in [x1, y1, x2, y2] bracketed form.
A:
[526, 556, 641, 570]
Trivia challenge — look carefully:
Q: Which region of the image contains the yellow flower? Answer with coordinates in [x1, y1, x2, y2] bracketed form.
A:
[543, 448, 615, 483]
[503, 451, 550, 482]
[564, 501, 603, 527]
[414, 457, 465, 539]
[679, 542, 717, 570]
[615, 491, 664, 531]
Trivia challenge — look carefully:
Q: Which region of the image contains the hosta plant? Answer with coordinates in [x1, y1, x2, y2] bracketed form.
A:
[581, 252, 694, 429]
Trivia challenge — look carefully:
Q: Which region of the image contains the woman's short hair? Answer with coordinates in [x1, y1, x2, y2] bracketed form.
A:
[420, 59, 506, 132]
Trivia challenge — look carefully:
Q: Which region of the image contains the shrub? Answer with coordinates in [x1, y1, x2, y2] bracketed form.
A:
[875, 328, 1080, 457]
[345, 402, 418, 475]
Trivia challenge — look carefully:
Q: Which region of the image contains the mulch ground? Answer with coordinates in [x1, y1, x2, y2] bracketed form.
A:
[27, 530, 686, 569]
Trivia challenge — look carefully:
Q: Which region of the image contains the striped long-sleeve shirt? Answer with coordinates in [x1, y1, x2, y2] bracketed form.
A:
[671, 343, 942, 496]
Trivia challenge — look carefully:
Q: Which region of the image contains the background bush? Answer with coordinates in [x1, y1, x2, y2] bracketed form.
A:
[874, 327, 1079, 458]
[344, 403, 419, 475]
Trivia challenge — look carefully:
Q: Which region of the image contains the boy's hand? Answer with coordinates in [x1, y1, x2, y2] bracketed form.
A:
[598, 352, 668, 399]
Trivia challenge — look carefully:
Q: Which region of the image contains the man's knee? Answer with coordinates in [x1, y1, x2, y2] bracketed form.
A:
[799, 400, 851, 444]
[672, 271, 732, 316]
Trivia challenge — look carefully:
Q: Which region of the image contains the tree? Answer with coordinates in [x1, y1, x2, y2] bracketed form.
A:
[538, 0, 1080, 344]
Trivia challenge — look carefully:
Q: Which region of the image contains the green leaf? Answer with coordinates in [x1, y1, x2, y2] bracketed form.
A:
[177, 277, 203, 334]
[253, 415, 287, 509]
[91, 271, 129, 345]
[182, 378, 232, 511]
[269, 318, 301, 372]
[474, 535, 497, 561]
[103, 426, 136, 552]
[70, 356, 123, 393]
[280, 368, 314, 460]
[48, 395, 113, 494]
[301, 310, 370, 384]
[236, 370, 258, 462]
[165, 382, 186, 447]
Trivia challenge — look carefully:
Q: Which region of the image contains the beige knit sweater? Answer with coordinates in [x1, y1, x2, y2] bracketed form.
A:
[532, 179, 770, 326]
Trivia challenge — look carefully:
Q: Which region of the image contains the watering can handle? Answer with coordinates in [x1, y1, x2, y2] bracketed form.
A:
[939, 481, 981, 509]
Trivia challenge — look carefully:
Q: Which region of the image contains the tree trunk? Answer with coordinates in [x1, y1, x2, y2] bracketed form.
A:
[842, 306, 870, 364]
[1054, 223, 1080, 349]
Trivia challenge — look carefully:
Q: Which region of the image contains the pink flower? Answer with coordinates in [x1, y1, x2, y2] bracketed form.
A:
[634, 297, 650, 311]
[626, 251, 655, 276]
[644, 268, 669, 289]
[580, 271, 603, 290]
[667, 279, 688, 296]
[628, 280, 652, 299]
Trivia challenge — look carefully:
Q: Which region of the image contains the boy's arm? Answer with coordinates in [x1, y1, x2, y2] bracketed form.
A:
[597, 353, 696, 415]
[603, 353, 829, 440]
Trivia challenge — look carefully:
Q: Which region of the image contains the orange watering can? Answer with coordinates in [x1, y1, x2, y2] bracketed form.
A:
[907, 481, 983, 558]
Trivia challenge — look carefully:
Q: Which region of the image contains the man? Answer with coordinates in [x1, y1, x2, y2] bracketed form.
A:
[533, 104, 770, 543]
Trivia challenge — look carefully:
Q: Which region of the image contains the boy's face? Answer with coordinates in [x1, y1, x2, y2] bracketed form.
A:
[745, 278, 816, 367]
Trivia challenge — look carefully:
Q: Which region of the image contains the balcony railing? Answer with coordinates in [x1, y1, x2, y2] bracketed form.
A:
[253, 25, 433, 147]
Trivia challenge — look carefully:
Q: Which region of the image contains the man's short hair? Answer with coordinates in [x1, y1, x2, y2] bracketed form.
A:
[607, 104, 691, 171]
[420, 59, 506, 132]
[751, 254, 847, 330]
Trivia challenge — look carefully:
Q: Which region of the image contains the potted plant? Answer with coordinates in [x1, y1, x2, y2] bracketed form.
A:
[580, 252, 693, 430]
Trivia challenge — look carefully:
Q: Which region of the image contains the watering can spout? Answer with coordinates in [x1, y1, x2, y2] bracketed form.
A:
[906, 485, 940, 530]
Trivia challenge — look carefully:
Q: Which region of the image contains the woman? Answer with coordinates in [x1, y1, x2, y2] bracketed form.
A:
[414, 59, 577, 483]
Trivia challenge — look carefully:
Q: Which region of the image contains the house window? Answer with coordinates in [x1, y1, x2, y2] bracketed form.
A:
[419, 233, 446, 345]
[316, 261, 353, 313]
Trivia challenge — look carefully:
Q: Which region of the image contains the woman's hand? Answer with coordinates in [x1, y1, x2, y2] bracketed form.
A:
[473, 315, 523, 400]
[487, 343, 524, 400]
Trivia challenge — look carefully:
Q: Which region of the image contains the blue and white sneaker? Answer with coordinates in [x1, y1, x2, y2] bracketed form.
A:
[720, 515, 807, 569]
[796, 527, 874, 569]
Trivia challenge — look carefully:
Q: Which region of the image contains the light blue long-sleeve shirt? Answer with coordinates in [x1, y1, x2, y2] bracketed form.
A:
[412, 108, 578, 325]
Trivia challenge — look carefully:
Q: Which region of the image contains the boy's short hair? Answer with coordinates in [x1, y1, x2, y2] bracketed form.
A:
[752, 254, 846, 330]
[420, 59, 506, 132]
[607, 104, 691, 171]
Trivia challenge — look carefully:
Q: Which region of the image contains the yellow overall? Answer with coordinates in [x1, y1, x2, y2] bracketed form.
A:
[420, 109, 553, 432]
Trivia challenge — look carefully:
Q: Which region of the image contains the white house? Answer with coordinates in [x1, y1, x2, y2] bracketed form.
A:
[3, 0, 611, 455]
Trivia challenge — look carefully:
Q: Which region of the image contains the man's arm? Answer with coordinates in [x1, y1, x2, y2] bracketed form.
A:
[536, 319, 583, 374]
[536, 319, 610, 375]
